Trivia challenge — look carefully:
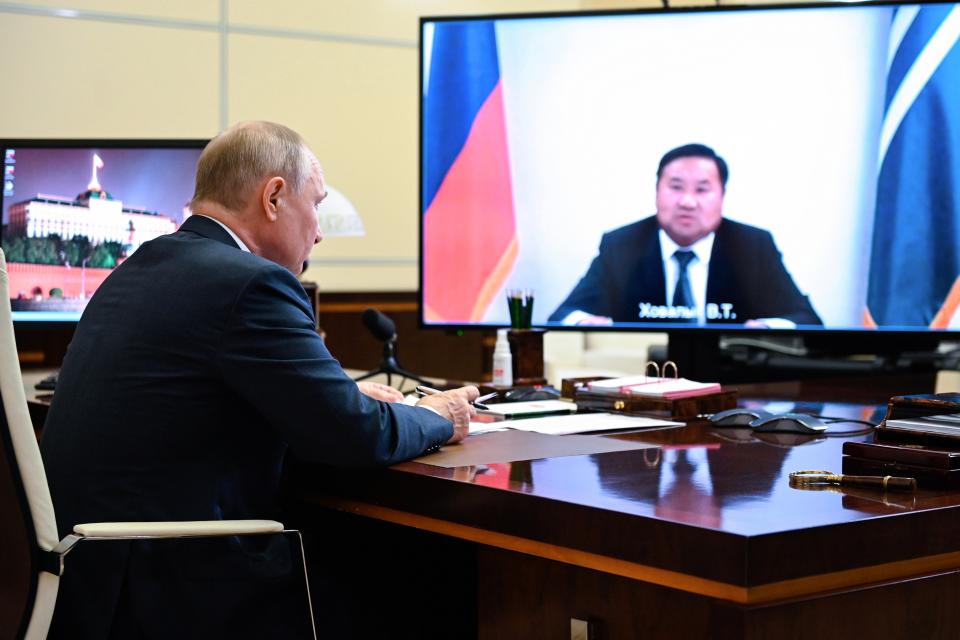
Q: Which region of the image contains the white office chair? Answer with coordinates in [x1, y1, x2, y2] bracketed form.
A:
[0, 250, 317, 639]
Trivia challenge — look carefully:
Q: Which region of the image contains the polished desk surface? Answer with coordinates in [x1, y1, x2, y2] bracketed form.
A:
[299, 379, 960, 605]
[24, 368, 956, 603]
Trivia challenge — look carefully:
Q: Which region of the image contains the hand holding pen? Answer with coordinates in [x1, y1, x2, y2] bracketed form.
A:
[414, 385, 482, 443]
[416, 386, 498, 411]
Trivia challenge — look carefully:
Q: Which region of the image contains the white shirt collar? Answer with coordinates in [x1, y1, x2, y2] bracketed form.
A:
[193, 214, 250, 253]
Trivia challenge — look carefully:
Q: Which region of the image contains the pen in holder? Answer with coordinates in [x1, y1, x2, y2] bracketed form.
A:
[507, 289, 534, 329]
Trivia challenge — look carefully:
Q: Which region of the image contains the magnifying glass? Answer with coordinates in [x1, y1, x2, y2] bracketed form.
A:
[789, 470, 916, 492]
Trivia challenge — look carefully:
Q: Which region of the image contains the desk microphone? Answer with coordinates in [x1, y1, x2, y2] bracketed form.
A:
[361, 307, 397, 343]
[354, 307, 429, 388]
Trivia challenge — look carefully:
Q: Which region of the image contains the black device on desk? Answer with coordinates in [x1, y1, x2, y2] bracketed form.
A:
[35, 370, 59, 391]
[504, 386, 561, 402]
[750, 413, 827, 434]
[710, 408, 828, 434]
[709, 408, 774, 427]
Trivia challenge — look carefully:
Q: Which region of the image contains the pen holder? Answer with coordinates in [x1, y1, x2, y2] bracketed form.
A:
[507, 329, 546, 386]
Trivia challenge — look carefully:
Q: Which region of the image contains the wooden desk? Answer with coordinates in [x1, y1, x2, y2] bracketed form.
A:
[21, 375, 954, 637]
[292, 390, 960, 639]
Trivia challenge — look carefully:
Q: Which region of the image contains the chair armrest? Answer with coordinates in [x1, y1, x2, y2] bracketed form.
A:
[73, 519, 284, 538]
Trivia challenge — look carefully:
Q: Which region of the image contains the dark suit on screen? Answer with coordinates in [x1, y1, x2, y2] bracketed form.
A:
[548, 216, 821, 325]
[40, 215, 453, 639]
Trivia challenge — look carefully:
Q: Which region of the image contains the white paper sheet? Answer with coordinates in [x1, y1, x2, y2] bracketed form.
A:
[495, 412, 683, 436]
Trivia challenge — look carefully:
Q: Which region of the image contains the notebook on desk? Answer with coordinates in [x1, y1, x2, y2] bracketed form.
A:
[479, 399, 576, 419]
[587, 376, 721, 399]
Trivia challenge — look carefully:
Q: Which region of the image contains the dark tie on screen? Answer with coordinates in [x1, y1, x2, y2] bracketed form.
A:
[672, 250, 696, 320]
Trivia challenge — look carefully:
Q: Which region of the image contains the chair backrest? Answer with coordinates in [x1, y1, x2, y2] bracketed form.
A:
[0, 249, 60, 639]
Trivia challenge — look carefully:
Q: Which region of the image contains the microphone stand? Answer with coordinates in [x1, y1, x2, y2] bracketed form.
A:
[354, 338, 431, 388]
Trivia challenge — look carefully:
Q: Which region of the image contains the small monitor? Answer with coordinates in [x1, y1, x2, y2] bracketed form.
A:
[1, 140, 206, 322]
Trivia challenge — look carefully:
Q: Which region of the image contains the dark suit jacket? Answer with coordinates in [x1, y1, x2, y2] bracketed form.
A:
[547, 216, 822, 325]
[40, 215, 453, 639]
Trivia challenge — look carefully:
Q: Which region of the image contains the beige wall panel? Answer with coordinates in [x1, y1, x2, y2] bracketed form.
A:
[305, 263, 418, 292]
[229, 34, 418, 291]
[11, 0, 220, 22]
[0, 15, 219, 138]
[228, 0, 582, 43]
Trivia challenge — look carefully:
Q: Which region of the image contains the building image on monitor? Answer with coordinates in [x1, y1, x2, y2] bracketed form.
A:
[1, 141, 205, 321]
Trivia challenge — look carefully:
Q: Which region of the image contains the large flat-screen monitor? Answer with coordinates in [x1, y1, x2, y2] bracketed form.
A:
[419, 1, 960, 342]
[1, 140, 206, 322]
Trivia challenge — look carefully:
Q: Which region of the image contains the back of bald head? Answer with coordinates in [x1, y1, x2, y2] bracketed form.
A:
[191, 121, 312, 212]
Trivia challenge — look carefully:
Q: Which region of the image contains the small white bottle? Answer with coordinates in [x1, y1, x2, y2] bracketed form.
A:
[492, 329, 513, 388]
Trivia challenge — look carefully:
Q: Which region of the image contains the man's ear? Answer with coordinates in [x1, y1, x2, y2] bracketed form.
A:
[261, 176, 285, 221]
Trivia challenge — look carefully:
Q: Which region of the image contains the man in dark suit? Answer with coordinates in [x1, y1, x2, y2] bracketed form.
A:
[40, 121, 478, 638]
[548, 144, 821, 327]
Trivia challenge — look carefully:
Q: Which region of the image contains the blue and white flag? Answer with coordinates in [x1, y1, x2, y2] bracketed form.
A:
[867, 4, 960, 328]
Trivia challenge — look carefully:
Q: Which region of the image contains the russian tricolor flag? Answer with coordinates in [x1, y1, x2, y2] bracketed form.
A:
[423, 22, 517, 323]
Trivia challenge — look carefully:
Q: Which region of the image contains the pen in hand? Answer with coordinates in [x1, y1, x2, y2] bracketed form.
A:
[415, 385, 498, 411]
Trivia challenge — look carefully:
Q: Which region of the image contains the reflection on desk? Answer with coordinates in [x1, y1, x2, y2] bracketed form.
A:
[293, 395, 960, 639]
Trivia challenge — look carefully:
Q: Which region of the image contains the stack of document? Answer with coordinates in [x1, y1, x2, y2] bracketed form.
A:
[587, 375, 721, 399]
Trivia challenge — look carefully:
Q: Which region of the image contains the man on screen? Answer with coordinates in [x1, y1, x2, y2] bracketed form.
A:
[548, 143, 821, 327]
